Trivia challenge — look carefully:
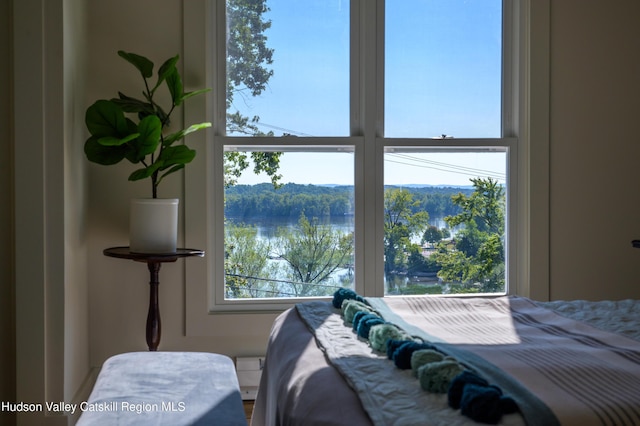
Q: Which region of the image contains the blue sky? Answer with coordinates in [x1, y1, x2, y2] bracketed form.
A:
[229, 0, 504, 186]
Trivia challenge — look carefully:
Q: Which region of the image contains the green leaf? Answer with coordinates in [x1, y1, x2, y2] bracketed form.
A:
[158, 164, 185, 182]
[132, 115, 162, 160]
[97, 133, 139, 147]
[118, 51, 153, 78]
[128, 161, 163, 181]
[165, 67, 183, 106]
[84, 136, 127, 165]
[178, 88, 212, 104]
[158, 145, 196, 168]
[111, 92, 155, 115]
[128, 167, 152, 181]
[85, 100, 128, 138]
[163, 122, 212, 147]
[153, 54, 180, 92]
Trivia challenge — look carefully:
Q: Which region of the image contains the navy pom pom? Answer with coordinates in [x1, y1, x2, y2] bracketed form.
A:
[448, 370, 489, 409]
[392, 341, 435, 370]
[460, 384, 505, 424]
[499, 396, 519, 415]
[386, 339, 407, 360]
[448, 371, 519, 424]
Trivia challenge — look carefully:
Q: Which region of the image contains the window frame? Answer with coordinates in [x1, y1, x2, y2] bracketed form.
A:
[184, 0, 544, 328]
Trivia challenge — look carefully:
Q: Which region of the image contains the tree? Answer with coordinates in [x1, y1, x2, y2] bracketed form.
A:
[225, 0, 283, 187]
[225, 223, 278, 298]
[433, 178, 506, 293]
[422, 225, 450, 247]
[275, 213, 354, 297]
[383, 188, 430, 274]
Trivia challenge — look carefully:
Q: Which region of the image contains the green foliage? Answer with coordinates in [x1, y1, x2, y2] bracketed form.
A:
[224, 0, 283, 186]
[274, 212, 354, 297]
[224, 223, 278, 298]
[434, 178, 506, 293]
[225, 183, 354, 218]
[224, 151, 283, 188]
[383, 188, 430, 274]
[226, 0, 274, 107]
[422, 225, 450, 246]
[84, 51, 211, 198]
[224, 213, 354, 299]
[446, 177, 505, 234]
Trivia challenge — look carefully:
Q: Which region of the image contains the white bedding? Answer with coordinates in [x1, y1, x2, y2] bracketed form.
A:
[537, 299, 640, 340]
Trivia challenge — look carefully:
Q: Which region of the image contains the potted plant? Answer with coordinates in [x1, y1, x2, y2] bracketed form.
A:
[84, 51, 211, 253]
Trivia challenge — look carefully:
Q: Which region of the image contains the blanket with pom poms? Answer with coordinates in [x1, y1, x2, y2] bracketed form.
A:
[293, 290, 536, 426]
[328, 290, 528, 425]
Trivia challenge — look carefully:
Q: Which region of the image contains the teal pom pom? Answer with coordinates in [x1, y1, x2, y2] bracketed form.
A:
[332, 288, 366, 309]
[352, 311, 376, 331]
[357, 314, 385, 339]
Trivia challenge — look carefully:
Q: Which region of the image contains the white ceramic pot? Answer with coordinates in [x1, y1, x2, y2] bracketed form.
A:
[129, 198, 179, 253]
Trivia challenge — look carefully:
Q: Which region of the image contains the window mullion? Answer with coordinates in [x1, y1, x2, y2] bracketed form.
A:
[353, 0, 385, 297]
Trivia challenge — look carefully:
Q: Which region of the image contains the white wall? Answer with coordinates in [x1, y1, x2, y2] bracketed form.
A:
[62, 0, 91, 410]
[10, 0, 90, 424]
[85, 0, 276, 365]
[549, 0, 640, 300]
[3, 2, 639, 423]
[83, 0, 640, 369]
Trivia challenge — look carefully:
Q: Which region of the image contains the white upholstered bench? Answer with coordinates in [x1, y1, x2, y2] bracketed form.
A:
[77, 352, 246, 425]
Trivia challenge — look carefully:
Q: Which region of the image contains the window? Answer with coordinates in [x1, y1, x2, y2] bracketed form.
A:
[184, 0, 527, 315]
[224, 147, 355, 299]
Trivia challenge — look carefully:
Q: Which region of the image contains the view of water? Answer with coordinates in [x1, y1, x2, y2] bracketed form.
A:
[227, 215, 355, 240]
[226, 214, 451, 296]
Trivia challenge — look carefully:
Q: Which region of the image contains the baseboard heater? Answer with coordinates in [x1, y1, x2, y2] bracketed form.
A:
[235, 357, 265, 400]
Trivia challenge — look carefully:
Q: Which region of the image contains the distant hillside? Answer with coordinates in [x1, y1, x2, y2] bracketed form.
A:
[225, 183, 472, 221]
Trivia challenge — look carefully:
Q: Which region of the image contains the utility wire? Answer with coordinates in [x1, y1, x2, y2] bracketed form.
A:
[225, 273, 345, 298]
[388, 153, 506, 178]
[385, 156, 505, 182]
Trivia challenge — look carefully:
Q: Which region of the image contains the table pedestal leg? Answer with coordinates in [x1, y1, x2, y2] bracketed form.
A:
[146, 262, 161, 351]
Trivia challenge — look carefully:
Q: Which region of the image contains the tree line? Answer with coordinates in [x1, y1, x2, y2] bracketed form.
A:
[225, 178, 505, 298]
[225, 183, 472, 219]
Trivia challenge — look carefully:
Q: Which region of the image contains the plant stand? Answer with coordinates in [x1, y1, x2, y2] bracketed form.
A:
[103, 246, 204, 351]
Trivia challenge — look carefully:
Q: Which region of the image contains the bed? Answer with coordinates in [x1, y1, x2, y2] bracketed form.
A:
[251, 291, 640, 426]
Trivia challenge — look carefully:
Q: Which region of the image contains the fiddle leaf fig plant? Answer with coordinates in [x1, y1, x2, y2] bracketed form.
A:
[84, 51, 211, 198]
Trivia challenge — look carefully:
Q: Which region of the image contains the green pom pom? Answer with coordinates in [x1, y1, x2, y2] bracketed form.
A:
[369, 323, 409, 353]
[418, 359, 465, 393]
[411, 349, 445, 376]
[341, 299, 374, 324]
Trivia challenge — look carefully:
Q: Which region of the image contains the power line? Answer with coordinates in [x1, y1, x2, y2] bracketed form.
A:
[385, 154, 506, 182]
[232, 119, 506, 181]
[388, 153, 506, 178]
[225, 273, 345, 290]
[225, 273, 345, 297]
[253, 121, 314, 137]
[384, 158, 506, 182]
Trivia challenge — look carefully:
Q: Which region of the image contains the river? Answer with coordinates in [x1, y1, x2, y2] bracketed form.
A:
[226, 214, 451, 296]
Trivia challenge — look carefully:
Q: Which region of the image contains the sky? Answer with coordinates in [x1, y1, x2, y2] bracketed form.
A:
[228, 0, 505, 186]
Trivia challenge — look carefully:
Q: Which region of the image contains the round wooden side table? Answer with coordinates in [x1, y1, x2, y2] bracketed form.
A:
[103, 247, 204, 351]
